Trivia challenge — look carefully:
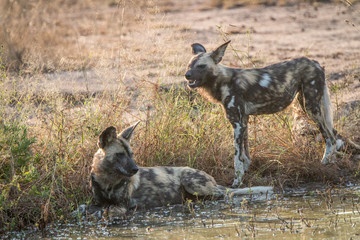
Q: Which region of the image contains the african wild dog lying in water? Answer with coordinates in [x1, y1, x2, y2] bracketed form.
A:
[184, 40, 360, 187]
[89, 123, 273, 214]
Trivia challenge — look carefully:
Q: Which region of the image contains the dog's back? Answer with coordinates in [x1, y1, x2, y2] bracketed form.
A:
[129, 167, 184, 208]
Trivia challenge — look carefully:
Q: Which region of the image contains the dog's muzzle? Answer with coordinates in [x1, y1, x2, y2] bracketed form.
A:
[185, 71, 197, 88]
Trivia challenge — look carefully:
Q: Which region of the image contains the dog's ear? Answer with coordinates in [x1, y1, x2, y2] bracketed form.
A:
[98, 126, 117, 149]
[210, 40, 231, 64]
[191, 43, 206, 55]
[119, 121, 140, 141]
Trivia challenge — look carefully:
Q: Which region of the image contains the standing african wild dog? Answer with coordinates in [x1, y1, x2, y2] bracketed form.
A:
[184, 40, 360, 187]
[90, 123, 273, 212]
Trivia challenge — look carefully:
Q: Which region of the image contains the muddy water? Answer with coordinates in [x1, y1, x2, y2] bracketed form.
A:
[7, 184, 360, 239]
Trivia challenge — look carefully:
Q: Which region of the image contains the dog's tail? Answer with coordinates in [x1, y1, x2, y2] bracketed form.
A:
[229, 186, 273, 195]
[322, 82, 360, 154]
[321, 82, 335, 139]
[322, 83, 360, 156]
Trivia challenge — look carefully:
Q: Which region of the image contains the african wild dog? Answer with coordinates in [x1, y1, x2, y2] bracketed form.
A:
[184, 40, 360, 187]
[90, 123, 273, 213]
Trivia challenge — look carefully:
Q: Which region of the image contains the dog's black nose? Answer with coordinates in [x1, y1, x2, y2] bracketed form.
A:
[185, 72, 191, 80]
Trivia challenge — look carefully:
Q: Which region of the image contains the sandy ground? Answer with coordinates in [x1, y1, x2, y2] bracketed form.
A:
[25, 1, 360, 110]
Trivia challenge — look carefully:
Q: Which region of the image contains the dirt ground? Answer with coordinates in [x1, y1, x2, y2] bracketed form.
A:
[25, 1, 359, 109]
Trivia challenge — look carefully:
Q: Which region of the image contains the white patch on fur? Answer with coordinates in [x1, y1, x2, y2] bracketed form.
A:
[233, 123, 242, 170]
[315, 83, 337, 165]
[336, 139, 344, 150]
[241, 149, 251, 170]
[311, 80, 315, 85]
[233, 159, 244, 186]
[259, 73, 271, 88]
[322, 138, 336, 164]
[315, 89, 318, 93]
[227, 96, 235, 108]
[321, 83, 334, 134]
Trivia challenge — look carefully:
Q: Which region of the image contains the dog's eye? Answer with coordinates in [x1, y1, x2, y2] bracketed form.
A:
[197, 64, 206, 69]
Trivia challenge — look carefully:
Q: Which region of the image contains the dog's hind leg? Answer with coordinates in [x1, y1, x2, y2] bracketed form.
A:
[180, 167, 226, 199]
[300, 78, 338, 164]
[299, 77, 360, 160]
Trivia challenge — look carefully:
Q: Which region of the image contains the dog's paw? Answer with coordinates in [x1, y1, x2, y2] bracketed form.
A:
[71, 204, 87, 217]
[321, 157, 330, 164]
[232, 178, 242, 188]
[72, 204, 103, 220]
[108, 205, 127, 218]
[321, 154, 336, 165]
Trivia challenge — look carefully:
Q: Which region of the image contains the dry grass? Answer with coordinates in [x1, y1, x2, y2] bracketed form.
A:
[0, 0, 157, 73]
[1, 0, 359, 233]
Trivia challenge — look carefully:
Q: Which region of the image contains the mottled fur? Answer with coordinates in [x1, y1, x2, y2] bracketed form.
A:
[185, 41, 360, 187]
[90, 123, 272, 211]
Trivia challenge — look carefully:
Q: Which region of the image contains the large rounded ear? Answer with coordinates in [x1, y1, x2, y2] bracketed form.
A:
[210, 40, 231, 64]
[191, 43, 207, 55]
[119, 121, 140, 141]
[98, 126, 117, 149]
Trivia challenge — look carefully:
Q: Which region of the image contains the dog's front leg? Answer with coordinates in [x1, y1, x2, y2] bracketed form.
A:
[226, 107, 250, 187]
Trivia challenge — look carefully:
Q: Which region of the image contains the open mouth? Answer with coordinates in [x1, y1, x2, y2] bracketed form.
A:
[187, 79, 197, 88]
